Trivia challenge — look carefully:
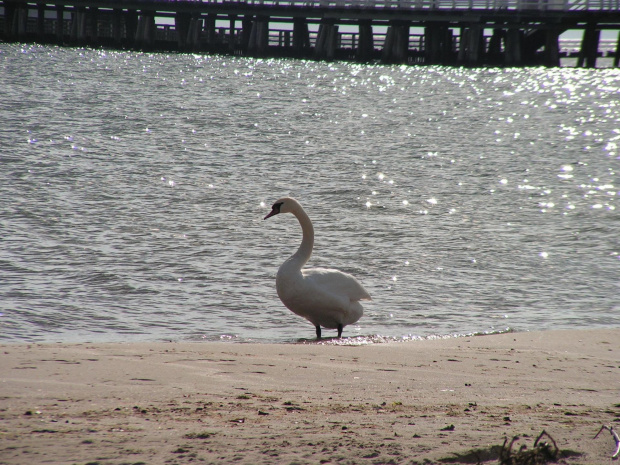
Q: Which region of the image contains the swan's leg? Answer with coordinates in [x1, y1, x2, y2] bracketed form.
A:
[315, 326, 321, 340]
[337, 324, 343, 339]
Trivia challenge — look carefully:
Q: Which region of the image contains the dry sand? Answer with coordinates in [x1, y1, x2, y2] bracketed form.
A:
[1, 329, 619, 464]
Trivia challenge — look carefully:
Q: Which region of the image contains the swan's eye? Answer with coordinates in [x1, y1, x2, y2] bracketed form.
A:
[272, 202, 283, 212]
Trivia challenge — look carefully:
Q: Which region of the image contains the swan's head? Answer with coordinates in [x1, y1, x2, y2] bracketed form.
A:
[264, 197, 300, 220]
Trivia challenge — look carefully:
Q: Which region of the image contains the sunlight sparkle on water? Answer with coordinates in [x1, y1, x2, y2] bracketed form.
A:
[4, 49, 620, 344]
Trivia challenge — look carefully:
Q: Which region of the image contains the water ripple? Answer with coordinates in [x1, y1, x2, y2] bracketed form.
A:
[1, 45, 619, 343]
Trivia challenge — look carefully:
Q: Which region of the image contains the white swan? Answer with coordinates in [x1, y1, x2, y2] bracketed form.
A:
[264, 197, 371, 339]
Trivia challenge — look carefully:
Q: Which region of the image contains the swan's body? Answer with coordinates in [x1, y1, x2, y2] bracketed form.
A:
[264, 197, 371, 339]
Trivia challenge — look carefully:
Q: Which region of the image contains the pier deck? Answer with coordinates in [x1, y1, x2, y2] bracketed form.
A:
[1, 0, 619, 66]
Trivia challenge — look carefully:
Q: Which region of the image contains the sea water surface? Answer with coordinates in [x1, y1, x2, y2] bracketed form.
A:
[1, 43, 619, 343]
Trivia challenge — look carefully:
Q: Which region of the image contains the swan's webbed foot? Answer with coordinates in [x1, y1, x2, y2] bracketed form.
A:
[337, 324, 343, 339]
[315, 325, 321, 340]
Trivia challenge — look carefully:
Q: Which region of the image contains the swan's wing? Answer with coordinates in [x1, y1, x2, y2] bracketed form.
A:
[303, 267, 372, 302]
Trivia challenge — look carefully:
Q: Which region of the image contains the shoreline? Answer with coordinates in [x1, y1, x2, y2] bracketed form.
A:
[0, 325, 596, 347]
[1, 328, 619, 464]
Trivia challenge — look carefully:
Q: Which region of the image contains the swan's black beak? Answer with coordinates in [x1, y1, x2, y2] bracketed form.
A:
[264, 201, 283, 220]
[264, 209, 278, 220]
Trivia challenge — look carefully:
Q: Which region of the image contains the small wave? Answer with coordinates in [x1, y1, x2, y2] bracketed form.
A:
[298, 328, 515, 346]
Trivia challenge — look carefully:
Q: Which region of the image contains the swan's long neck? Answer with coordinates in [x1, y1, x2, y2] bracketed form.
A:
[288, 206, 314, 269]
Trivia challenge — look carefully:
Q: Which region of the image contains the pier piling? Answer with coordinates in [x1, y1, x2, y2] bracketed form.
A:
[55, 5, 64, 43]
[577, 22, 601, 68]
[356, 20, 374, 61]
[504, 28, 522, 65]
[382, 21, 409, 64]
[615, 31, 620, 67]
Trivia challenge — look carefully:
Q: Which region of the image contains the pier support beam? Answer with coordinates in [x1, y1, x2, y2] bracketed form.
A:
[11, 3, 29, 41]
[55, 5, 64, 44]
[469, 24, 483, 66]
[356, 20, 373, 62]
[135, 11, 155, 50]
[425, 22, 453, 65]
[112, 9, 122, 47]
[228, 15, 237, 53]
[248, 16, 269, 56]
[544, 26, 560, 67]
[5, 2, 27, 41]
[614, 30, 620, 68]
[175, 12, 191, 50]
[205, 14, 216, 49]
[124, 11, 138, 48]
[457, 27, 467, 64]
[487, 27, 504, 64]
[504, 27, 522, 66]
[70, 7, 87, 45]
[37, 3, 45, 42]
[314, 20, 338, 60]
[241, 15, 253, 52]
[186, 14, 203, 51]
[459, 23, 484, 66]
[326, 23, 339, 60]
[382, 21, 409, 64]
[3, 2, 15, 41]
[381, 24, 394, 62]
[293, 18, 310, 55]
[88, 7, 99, 44]
[577, 22, 599, 68]
[444, 27, 455, 64]
[258, 17, 270, 56]
[282, 30, 291, 48]
[314, 23, 325, 58]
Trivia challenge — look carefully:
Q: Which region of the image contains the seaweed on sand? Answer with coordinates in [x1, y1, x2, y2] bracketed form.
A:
[438, 430, 581, 465]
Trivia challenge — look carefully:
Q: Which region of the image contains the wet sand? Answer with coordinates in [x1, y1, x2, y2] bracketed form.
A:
[1, 329, 619, 464]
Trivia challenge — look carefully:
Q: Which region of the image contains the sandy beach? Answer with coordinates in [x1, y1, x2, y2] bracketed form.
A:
[1, 329, 619, 464]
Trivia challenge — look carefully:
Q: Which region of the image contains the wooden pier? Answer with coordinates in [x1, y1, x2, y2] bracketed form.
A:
[1, 0, 619, 67]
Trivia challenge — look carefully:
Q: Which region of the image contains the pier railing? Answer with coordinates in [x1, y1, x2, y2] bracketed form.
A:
[184, 0, 620, 12]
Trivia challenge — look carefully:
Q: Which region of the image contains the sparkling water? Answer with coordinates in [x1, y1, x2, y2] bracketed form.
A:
[1, 44, 618, 343]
